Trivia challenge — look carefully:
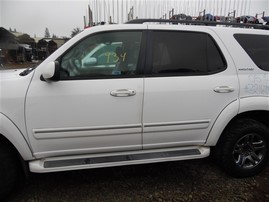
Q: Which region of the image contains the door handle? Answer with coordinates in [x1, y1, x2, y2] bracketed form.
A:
[110, 89, 136, 97]
[214, 86, 234, 93]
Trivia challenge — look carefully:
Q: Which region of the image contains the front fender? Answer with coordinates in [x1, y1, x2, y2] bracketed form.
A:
[0, 113, 34, 160]
[205, 100, 239, 146]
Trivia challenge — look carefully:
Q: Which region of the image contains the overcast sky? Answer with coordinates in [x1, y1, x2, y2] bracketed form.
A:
[0, 0, 268, 38]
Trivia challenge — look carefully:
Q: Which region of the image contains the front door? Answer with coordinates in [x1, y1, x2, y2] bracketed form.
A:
[26, 31, 145, 158]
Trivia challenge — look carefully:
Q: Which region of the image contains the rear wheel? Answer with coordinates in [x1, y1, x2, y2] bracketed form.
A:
[215, 119, 269, 177]
[0, 143, 21, 199]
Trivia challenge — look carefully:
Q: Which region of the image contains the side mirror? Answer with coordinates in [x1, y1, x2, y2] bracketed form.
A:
[83, 57, 97, 66]
[41, 61, 60, 81]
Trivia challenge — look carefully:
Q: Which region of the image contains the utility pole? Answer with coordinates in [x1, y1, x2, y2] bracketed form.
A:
[88, 5, 93, 26]
[83, 16, 86, 28]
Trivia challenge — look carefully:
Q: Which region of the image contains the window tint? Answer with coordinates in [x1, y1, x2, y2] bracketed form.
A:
[151, 31, 226, 75]
[234, 34, 269, 71]
[60, 31, 142, 79]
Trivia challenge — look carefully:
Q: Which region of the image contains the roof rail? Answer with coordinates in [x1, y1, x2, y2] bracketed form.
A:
[126, 19, 269, 30]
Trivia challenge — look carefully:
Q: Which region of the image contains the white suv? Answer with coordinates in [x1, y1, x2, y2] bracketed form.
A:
[0, 19, 268, 198]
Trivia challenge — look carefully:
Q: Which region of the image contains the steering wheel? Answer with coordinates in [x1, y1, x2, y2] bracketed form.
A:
[69, 58, 81, 69]
[63, 58, 81, 76]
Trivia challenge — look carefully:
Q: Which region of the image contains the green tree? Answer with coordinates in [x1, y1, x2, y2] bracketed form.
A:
[45, 27, 50, 38]
[71, 27, 81, 38]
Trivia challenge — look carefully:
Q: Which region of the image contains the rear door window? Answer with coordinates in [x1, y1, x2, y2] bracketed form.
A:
[234, 34, 269, 71]
[149, 31, 226, 76]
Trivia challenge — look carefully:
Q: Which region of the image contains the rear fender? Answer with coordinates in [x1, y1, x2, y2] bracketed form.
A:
[239, 97, 269, 114]
[205, 100, 239, 146]
[206, 96, 269, 146]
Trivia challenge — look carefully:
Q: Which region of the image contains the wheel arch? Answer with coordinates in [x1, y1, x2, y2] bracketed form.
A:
[205, 100, 239, 146]
[206, 97, 269, 146]
[0, 113, 34, 161]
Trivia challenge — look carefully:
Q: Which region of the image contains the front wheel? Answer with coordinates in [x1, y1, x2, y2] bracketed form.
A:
[215, 119, 269, 178]
[0, 143, 22, 199]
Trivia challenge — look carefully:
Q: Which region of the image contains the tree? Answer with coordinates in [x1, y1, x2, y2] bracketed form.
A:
[44, 27, 50, 38]
[71, 27, 81, 38]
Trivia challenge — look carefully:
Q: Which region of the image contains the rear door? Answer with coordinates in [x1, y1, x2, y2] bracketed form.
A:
[143, 27, 239, 149]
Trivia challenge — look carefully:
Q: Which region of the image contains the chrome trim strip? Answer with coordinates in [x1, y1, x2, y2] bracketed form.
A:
[34, 124, 142, 134]
[144, 120, 210, 133]
[144, 120, 210, 128]
[33, 124, 142, 139]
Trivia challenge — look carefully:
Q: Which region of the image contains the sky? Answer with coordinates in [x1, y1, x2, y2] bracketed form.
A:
[0, 0, 268, 38]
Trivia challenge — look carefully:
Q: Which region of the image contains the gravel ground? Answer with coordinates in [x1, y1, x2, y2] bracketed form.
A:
[6, 158, 269, 202]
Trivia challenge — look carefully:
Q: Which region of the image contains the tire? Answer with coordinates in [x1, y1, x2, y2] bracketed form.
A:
[215, 119, 269, 178]
[0, 143, 21, 199]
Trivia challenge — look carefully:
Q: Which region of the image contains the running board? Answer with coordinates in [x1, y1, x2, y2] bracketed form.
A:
[29, 146, 210, 173]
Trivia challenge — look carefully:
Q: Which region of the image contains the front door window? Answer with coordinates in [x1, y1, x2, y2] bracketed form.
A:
[60, 31, 142, 79]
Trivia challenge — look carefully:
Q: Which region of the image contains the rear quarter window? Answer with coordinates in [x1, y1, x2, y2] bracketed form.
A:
[234, 34, 269, 71]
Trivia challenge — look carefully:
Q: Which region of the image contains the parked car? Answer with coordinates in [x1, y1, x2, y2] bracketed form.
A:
[263, 16, 269, 25]
[0, 19, 269, 199]
[225, 16, 236, 23]
[236, 15, 258, 23]
[171, 13, 192, 21]
[258, 16, 269, 25]
[196, 13, 216, 21]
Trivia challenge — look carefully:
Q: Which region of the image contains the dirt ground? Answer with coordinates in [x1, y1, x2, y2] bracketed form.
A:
[7, 158, 269, 202]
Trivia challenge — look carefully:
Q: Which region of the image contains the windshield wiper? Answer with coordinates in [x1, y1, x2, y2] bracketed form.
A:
[19, 66, 36, 76]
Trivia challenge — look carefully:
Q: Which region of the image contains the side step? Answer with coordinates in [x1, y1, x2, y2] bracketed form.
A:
[29, 146, 210, 173]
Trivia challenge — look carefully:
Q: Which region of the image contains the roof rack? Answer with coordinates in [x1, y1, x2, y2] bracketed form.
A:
[126, 19, 269, 30]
